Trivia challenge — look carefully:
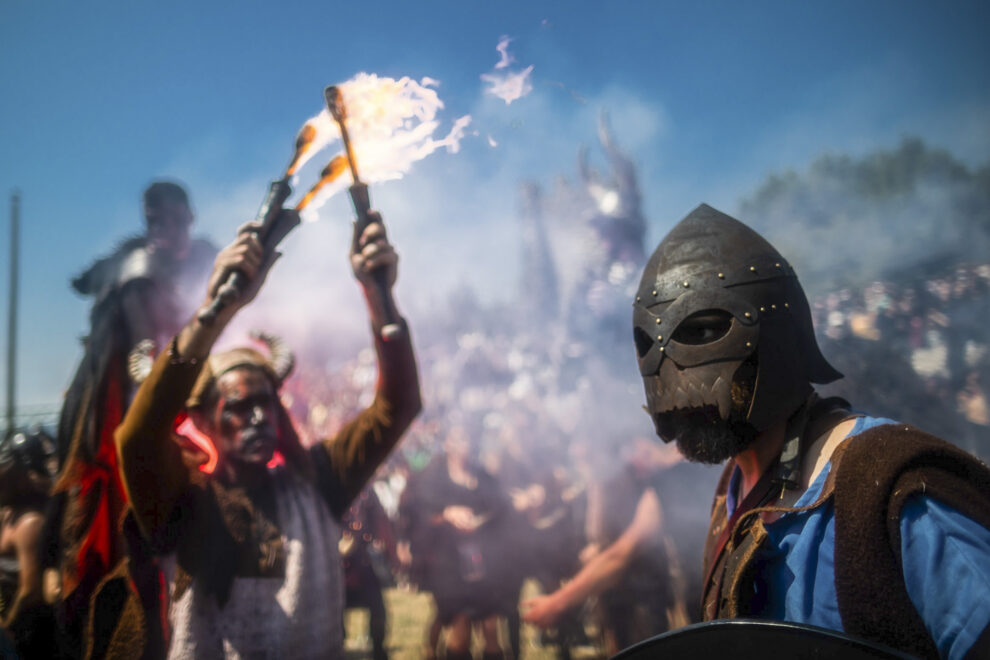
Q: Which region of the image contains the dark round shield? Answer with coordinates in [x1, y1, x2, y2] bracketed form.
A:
[613, 619, 918, 659]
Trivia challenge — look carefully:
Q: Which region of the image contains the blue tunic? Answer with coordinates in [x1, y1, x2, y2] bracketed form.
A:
[724, 416, 990, 660]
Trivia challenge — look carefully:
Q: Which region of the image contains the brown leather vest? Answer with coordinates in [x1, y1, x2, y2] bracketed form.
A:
[700, 422, 990, 659]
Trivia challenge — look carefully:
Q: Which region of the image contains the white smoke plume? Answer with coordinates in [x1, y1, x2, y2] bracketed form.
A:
[481, 36, 534, 105]
[494, 35, 515, 69]
[481, 66, 534, 106]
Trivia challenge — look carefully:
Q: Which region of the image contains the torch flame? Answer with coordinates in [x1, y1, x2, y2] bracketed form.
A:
[286, 123, 318, 176]
[295, 155, 348, 211]
[288, 73, 471, 221]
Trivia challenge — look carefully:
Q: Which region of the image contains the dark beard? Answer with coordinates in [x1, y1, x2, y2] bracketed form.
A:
[656, 406, 757, 464]
[235, 426, 278, 464]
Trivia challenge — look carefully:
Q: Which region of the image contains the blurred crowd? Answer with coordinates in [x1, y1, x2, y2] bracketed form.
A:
[4, 255, 989, 656]
[811, 262, 990, 460]
[281, 339, 714, 658]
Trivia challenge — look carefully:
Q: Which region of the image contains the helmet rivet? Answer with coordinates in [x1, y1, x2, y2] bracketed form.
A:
[775, 263, 781, 268]
[784, 302, 789, 308]
[682, 281, 689, 288]
[652, 290, 658, 296]
[717, 272, 725, 279]
[749, 266, 757, 272]
[655, 318, 661, 325]
[760, 306, 766, 312]
[744, 312, 752, 318]
[657, 335, 662, 341]
[771, 304, 777, 310]
[746, 342, 752, 348]
[636, 296, 641, 302]
[659, 346, 665, 352]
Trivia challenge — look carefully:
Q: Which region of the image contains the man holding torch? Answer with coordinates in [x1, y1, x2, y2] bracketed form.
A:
[108, 202, 420, 658]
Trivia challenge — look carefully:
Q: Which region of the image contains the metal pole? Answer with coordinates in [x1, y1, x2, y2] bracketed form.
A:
[6, 190, 19, 439]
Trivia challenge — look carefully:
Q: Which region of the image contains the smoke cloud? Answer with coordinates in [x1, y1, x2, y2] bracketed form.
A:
[739, 137, 990, 296]
[481, 36, 534, 105]
[482, 66, 534, 106]
[185, 82, 668, 372]
[494, 36, 515, 70]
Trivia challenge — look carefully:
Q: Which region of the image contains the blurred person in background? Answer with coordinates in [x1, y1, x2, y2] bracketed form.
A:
[399, 425, 514, 660]
[1, 429, 56, 657]
[47, 181, 216, 657]
[341, 487, 397, 660]
[522, 437, 692, 654]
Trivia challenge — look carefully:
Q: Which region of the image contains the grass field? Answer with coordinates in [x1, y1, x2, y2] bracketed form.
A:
[343, 582, 606, 660]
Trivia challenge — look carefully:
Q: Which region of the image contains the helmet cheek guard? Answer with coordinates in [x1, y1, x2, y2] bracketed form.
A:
[634, 204, 841, 437]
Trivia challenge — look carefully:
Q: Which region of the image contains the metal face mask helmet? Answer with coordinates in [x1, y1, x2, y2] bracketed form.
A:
[633, 204, 841, 439]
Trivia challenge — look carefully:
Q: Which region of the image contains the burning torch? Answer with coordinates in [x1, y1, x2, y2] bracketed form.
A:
[324, 85, 403, 340]
[197, 125, 317, 325]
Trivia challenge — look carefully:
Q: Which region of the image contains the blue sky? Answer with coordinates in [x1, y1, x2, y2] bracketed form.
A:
[1, 0, 988, 411]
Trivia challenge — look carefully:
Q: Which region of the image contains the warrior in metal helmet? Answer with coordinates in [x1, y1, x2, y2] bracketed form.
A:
[631, 204, 990, 659]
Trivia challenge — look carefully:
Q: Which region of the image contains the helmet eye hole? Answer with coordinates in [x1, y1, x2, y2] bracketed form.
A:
[633, 326, 654, 358]
[671, 310, 733, 345]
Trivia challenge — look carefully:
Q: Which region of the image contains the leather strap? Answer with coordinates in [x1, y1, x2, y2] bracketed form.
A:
[701, 463, 781, 604]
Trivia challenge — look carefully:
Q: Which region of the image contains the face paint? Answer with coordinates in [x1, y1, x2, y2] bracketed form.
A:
[214, 367, 280, 466]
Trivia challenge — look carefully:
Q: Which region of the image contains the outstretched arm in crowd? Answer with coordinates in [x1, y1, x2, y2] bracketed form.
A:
[522, 487, 662, 629]
[316, 215, 421, 518]
[115, 224, 276, 538]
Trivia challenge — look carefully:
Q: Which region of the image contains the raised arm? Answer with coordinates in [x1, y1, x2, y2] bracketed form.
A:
[115, 223, 279, 539]
[317, 215, 422, 518]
